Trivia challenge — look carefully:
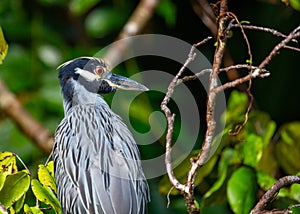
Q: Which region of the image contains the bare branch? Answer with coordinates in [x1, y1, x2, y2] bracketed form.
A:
[230, 24, 299, 43]
[0, 78, 53, 153]
[259, 25, 300, 69]
[251, 176, 300, 214]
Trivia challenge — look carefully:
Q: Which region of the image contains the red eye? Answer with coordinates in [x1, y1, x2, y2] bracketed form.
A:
[94, 66, 104, 76]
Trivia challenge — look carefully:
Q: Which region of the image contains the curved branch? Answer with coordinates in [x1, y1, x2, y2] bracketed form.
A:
[251, 176, 300, 214]
[0, 78, 53, 153]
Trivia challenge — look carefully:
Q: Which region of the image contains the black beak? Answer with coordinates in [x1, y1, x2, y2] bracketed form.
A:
[103, 72, 149, 91]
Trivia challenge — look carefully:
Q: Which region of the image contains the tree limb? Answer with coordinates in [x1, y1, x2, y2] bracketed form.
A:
[0, 77, 53, 153]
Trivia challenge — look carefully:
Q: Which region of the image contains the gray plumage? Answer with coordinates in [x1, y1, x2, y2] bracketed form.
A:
[53, 57, 150, 214]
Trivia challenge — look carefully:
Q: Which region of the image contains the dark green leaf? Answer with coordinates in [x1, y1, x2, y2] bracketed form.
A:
[13, 193, 26, 213]
[69, 0, 101, 15]
[85, 7, 126, 38]
[31, 179, 62, 214]
[0, 171, 30, 208]
[227, 167, 257, 214]
[242, 134, 264, 168]
[156, 0, 177, 26]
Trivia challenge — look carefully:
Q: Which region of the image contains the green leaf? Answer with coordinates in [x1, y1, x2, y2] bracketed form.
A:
[227, 167, 257, 214]
[0, 152, 18, 174]
[24, 204, 43, 214]
[38, 164, 56, 193]
[291, 183, 300, 202]
[246, 59, 252, 64]
[31, 179, 62, 214]
[0, 171, 30, 208]
[276, 122, 300, 174]
[290, 0, 300, 11]
[204, 148, 233, 199]
[226, 90, 248, 125]
[69, 0, 101, 15]
[85, 7, 126, 38]
[156, 0, 177, 26]
[46, 161, 55, 178]
[0, 27, 8, 64]
[13, 193, 26, 213]
[242, 134, 264, 168]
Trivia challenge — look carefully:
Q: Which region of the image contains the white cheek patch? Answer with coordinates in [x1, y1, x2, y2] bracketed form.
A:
[74, 68, 99, 82]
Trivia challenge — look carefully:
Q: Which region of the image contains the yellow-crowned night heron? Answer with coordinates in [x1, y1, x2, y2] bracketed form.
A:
[53, 57, 150, 214]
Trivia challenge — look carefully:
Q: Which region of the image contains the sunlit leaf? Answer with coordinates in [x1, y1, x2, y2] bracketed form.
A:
[46, 161, 55, 178]
[0, 171, 30, 209]
[24, 204, 43, 214]
[227, 167, 257, 214]
[0, 152, 17, 175]
[290, 0, 300, 11]
[38, 164, 56, 193]
[31, 179, 62, 214]
[0, 27, 8, 64]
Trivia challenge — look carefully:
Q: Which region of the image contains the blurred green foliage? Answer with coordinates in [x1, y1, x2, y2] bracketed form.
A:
[1, 0, 300, 213]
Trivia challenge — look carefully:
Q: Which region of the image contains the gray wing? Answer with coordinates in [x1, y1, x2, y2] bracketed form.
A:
[53, 105, 149, 214]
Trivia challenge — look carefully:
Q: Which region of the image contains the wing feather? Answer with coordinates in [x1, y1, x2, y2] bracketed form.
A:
[53, 104, 149, 214]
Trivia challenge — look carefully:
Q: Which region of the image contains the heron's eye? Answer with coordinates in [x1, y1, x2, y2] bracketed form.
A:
[94, 66, 105, 76]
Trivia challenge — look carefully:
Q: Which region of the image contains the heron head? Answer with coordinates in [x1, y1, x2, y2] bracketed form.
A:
[57, 57, 148, 95]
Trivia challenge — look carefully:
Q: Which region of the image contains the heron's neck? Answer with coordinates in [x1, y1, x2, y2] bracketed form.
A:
[62, 81, 104, 114]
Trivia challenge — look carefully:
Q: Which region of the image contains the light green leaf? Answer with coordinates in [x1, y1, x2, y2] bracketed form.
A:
[38, 164, 56, 193]
[0, 171, 30, 208]
[290, 0, 300, 11]
[227, 167, 257, 214]
[46, 161, 55, 178]
[13, 193, 26, 213]
[291, 183, 300, 202]
[31, 179, 62, 214]
[24, 204, 43, 214]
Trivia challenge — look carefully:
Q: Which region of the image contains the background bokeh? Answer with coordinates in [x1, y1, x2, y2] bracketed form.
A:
[1, 0, 300, 213]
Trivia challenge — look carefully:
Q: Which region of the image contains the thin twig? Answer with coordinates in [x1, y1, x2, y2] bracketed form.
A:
[230, 24, 299, 43]
[259, 25, 300, 69]
[251, 176, 300, 214]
